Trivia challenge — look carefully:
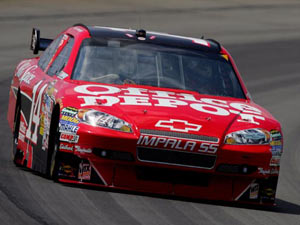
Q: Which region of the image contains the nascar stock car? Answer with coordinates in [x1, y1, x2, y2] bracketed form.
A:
[7, 24, 283, 205]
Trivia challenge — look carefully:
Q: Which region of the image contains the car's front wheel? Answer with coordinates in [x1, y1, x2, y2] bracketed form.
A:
[12, 101, 24, 166]
[47, 107, 61, 181]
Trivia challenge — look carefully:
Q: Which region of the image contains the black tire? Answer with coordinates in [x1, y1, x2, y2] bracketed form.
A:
[49, 136, 60, 181]
[12, 101, 23, 166]
[47, 107, 60, 181]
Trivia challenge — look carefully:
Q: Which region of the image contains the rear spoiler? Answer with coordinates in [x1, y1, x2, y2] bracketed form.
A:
[30, 28, 53, 54]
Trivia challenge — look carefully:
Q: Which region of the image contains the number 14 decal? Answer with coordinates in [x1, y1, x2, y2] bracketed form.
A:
[26, 80, 48, 144]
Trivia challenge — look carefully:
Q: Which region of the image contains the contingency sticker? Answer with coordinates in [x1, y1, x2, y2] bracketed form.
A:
[78, 161, 91, 181]
[40, 81, 57, 150]
[59, 107, 80, 133]
[249, 183, 259, 199]
[60, 132, 79, 143]
[269, 130, 283, 166]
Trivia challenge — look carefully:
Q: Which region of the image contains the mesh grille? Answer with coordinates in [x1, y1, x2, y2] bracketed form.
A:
[140, 129, 219, 143]
[137, 147, 216, 169]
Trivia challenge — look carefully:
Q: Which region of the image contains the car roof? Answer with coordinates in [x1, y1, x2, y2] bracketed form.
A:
[75, 25, 221, 53]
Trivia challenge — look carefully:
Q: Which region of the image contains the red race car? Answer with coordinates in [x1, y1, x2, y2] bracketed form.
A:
[7, 24, 283, 205]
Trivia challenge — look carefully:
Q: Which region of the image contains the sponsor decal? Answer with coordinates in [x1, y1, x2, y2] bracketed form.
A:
[58, 163, 76, 178]
[21, 79, 57, 149]
[74, 27, 84, 33]
[18, 132, 25, 142]
[40, 81, 57, 150]
[74, 145, 92, 154]
[60, 132, 79, 143]
[261, 188, 275, 199]
[59, 121, 79, 133]
[61, 115, 79, 123]
[78, 161, 91, 180]
[16, 60, 31, 78]
[269, 130, 282, 166]
[74, 85, 266, 125]
[270, 140, 282, 146]
[137, 134, 218, 153]
[18, 64, 38, 84]
[57, 71, 69, 80]
[26, 80, 48, 145]
[258, 167, 269, 175]
[39, 114, 45, 135]
[19, 121, 26, 134]
[271, 167, 280, 175]
[270, 143, 282, 156]
[249, 183, 259, 199]
[59, 107, 80, 133]
[270, 130, 282, 141]
[62, 107, 78, 116]
[20, 72, 35, 84]
[59, 143, 73, 152]
[270, 156, 281, 166]
[155, 119, 202, 133]
[258, 167, 279, 175]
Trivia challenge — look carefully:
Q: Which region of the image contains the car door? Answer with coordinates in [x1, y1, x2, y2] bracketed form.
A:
[27, 33, 74, 173]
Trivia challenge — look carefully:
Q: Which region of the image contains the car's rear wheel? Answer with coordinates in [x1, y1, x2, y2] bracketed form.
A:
[12, 100, 24, 166]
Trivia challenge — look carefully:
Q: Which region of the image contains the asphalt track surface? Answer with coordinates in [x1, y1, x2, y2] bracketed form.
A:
[0, 1, 300, 224]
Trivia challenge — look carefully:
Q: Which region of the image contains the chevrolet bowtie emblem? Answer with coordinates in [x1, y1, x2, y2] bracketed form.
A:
[155, 119, 202, 133]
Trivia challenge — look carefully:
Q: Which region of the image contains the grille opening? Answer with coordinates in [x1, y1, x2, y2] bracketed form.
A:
[216, 164, 257, 174]
[136, 166, 210, 186]
[137, 147, 216, 169]
[93, 148, 134, 162]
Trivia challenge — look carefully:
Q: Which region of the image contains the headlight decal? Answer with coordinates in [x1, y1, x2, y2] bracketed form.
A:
[77, 109, 132, 133]
[224, 128, 271, 145]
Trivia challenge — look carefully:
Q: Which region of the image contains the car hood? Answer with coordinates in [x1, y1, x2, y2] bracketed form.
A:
[58, 82, 280, 140]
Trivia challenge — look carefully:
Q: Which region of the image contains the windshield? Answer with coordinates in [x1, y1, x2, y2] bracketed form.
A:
[72, 38, 245, 98]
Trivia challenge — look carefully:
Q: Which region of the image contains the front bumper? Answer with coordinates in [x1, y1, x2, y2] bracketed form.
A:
[57, 129, 280, 205]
